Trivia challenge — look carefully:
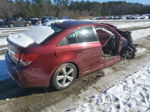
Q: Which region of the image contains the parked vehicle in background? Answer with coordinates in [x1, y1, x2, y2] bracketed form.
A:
[112, 16, 122, 20]
[144, 14, 150, 19]
[90, 17, 108, 20]
[126, 15, 136, 20]
[5, 20, 136, 90]
[90, 14, 150, 20]
[140, 15, 149, 19]
[30, 18, 41, 25]
[125, 14, 150, 20]
[137, 15, 145, 19]
[41, 16, 56, 24]
[107, 16, 114, 20]
[57, 16, 69, 20]
[25, 18, 41, 25]
[4, 17, 31, 27]
[90, 17, 101, 20]
[0, 19, 4, 27]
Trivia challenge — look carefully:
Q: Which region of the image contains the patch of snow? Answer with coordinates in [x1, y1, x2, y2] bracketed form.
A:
[0, 54, 5, 60]
[0, 37, 7, 46]
[131, 28, 150, 40]
[8, 26, 54, 48]
[82, 20, 150, 29]
[8, 33, 34, 48]
[65, 64, 150, 112]
[136, 47, 147, 57]
[0, 27, 29, 32]
[42, 20, 66, 26]
[116, 22, 150, 29]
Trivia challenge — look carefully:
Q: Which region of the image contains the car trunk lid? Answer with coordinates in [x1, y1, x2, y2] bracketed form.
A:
[7, 26, 55, 66]
[7, 26, 54, 48]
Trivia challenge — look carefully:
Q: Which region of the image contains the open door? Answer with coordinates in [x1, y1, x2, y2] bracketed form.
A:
[95, 26, 119, 61]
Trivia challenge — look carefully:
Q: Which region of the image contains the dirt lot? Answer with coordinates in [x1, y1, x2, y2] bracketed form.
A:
[0, 20, 150, 112]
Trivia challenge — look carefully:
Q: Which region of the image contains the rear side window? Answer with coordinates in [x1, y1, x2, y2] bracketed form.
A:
[67, 32, 77, 44]
[76, 27, 97, 43]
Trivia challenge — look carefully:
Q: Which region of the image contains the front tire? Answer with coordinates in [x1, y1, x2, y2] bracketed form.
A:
[51, 63, 77, 90]
[121, 46, 136, 59]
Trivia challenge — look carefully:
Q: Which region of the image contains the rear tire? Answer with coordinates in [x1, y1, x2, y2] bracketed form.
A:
[51, 63, 77, 90]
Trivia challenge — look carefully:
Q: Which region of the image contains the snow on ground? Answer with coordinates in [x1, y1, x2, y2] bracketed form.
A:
[65, 64, 150, 112]
[83, 19, 150, 28]
[0, 27, 28, 32]
[0, 37, 7, 46]
[136, 47, 147, 57]
[116, 21, 150, 29]
[132, 28, 150, 40]
[0, 54, 5, 60]
[0, 55, 9, 81]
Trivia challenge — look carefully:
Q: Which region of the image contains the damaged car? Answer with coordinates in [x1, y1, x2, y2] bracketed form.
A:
[5, 21, 136, 90]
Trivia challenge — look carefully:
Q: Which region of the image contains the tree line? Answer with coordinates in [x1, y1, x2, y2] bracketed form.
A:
[0, 0, 150, 19]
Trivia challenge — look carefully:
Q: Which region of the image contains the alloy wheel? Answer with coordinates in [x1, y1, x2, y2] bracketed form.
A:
[56, 66, 75, 88]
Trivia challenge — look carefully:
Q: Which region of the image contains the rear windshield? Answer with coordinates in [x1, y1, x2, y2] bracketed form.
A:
[23, 25, 62, 44]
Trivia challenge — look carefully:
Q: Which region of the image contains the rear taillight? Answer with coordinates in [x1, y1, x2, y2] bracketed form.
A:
[8, 50, 20, 64]
[8, 45, 39, 66]
[19, 53, 39, 66]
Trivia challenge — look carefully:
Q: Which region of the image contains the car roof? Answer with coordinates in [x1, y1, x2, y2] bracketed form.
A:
[53, 20, 96, 29]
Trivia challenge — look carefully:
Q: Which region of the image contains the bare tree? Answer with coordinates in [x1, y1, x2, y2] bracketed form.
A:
[0, 0, 15, 18]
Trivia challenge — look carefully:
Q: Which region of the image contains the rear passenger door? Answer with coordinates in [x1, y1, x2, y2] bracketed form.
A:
[67, 26, 102, 72]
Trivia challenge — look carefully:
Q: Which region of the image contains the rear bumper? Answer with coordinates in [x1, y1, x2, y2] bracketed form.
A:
[5, 53, 50, 87]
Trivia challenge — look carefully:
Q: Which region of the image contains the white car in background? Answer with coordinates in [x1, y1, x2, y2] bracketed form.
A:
[137, 15, 149, 19]
[42, 19, 67, 26]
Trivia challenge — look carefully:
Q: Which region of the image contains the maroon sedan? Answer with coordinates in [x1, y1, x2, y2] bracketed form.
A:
[5, 21, 136, 90]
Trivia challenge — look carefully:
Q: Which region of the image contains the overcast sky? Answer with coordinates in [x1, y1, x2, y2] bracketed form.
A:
[74, 0, 150, 5]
